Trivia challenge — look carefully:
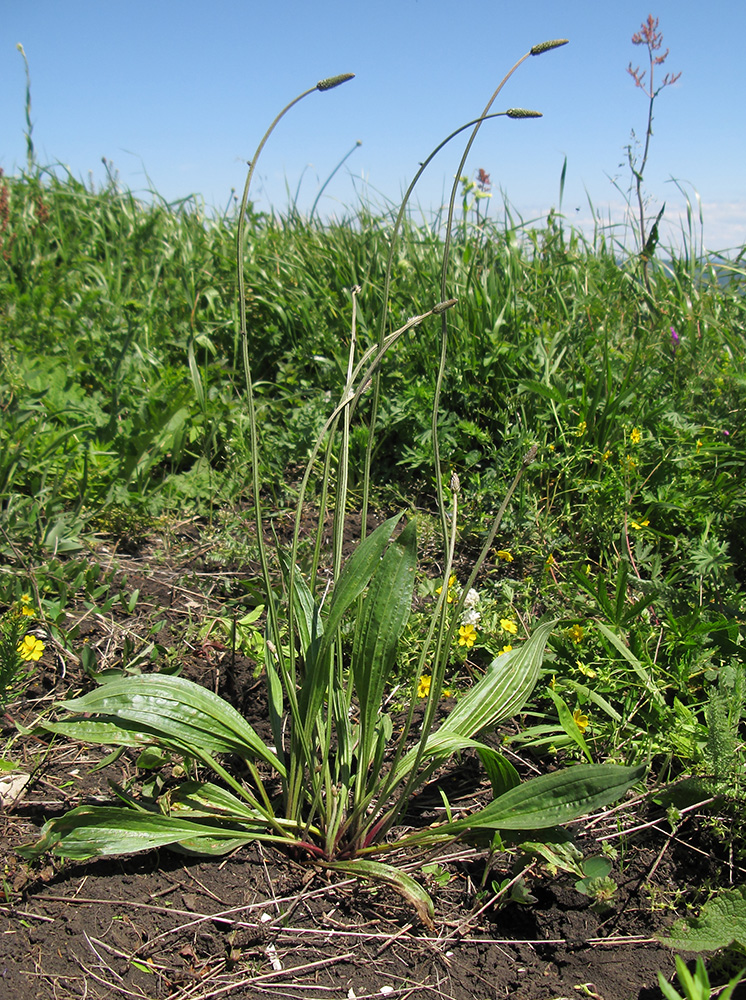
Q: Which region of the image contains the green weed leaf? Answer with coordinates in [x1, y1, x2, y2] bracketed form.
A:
[444, 763, 645, 833]
[19, 805, 258, 860]
[659, 886, 746, 953]
[45, 674, 285, 775]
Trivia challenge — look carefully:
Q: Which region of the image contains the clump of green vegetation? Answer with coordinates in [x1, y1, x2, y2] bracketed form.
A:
[1, 19, 744, 924]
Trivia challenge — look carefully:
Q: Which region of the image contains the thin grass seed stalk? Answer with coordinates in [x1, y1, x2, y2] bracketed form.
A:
[22, 47, 645, 922]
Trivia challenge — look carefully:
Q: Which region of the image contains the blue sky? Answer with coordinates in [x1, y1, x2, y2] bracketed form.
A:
[3, 0, 745, 251]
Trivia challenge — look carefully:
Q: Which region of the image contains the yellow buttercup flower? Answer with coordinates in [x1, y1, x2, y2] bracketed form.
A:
[572, 709, 589, 734]
[458, 624, 477, 649]
[630, 427, 642, 445]
[498, 644, 513, 656]
[630, 518, 650, 531]
[496, 550, 513, 563]
[436, 574, 457, 603]
[17, 635, 44, 662]
[417, 675, 432, 699]
[569, 624, 584, 645]
[500, 618, 518, 635]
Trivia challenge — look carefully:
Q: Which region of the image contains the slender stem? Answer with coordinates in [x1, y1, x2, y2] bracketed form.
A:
[360, 112, 509, 538]
[235, 75, 354, 828]
[236, 84, 318, 695]
[309, 140, 362, 222]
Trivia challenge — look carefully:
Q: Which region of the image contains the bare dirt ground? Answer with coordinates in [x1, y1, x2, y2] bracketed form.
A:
[0, 518, 732, 1000]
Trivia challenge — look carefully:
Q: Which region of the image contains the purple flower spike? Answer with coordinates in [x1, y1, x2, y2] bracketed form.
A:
[670, 326, 680, 358]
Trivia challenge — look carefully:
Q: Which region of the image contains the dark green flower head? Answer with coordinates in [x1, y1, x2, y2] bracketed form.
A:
[317, 73, 355, 91]
[506, 108, 543, 119]
[531, 39, 569, 56]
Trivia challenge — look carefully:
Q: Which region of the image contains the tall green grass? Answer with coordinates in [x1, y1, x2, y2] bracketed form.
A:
[1, 151, 745, 785]
[1, 161, 744, 543]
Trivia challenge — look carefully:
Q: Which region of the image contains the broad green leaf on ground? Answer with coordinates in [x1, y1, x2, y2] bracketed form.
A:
[443, 763, 645, 833]
[658, 886, 746, 952]
[161, 781, 264, 821]
[43, 674, 285, 776]
[18, 805, 258, 860]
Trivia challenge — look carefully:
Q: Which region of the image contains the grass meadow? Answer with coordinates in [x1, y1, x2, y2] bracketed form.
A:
[1, 115, 746, 991]
[2, 161, 744, 742]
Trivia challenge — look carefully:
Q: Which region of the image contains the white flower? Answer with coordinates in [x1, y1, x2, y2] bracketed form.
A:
[460, 588, 481, 626]
[461, 607, 481, 626]
[463, 588, 480, 609]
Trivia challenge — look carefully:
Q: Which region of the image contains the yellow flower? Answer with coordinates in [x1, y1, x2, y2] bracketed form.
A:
[500, 618, 518, 635]
[576, 659, 597, 679]
[21, 606, 35, 617]
[498, 644, 513, 656]
[458, 624, 477, 648]
[630, 518, 650, 531]
[696, 440, 702, 451]
[572, 709, 589, 734]
[601, 449, 612, 463]
[417, 675, 432, 699]
[496, 550, 514, 563]
[625, 455, 637, 472]
[575, 420, 587, 437]
[20, 593, 32, 605]
[436, 574, 457, 603]
[569, 624, 584, 645]
[545, 554, 555, 567]
[630, 427, 642, 445]
[17, 635, 44, 662]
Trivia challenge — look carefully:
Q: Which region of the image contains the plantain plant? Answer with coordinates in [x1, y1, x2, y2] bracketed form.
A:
[22, 48, 645, 922]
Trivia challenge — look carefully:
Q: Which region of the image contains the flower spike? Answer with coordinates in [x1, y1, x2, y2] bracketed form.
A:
[531, 39, 569, 56]
[317, 73, 355, 91]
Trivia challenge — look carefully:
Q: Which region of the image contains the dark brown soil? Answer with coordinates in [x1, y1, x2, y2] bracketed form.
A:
[0, 519, 740, 1000]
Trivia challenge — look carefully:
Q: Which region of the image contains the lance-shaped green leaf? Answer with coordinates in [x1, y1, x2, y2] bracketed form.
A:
[596, 622, 665, 707]
[440, 621, 555, 738]
[161, 781, 265, 821]
[18, 805, 260, 860]
[281, 555, 320, 660]
[319, 513, 404, 654]
[326, 858, 434, 929]
[43, 674, 285, 776]
[476, 745, 521, 797]
[547, 688, 592, 762]
[391, 621, 554, 786]
[442, 763, 645, 833]
[351, 519, 417, 774]
[295, 515, 406, 736]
